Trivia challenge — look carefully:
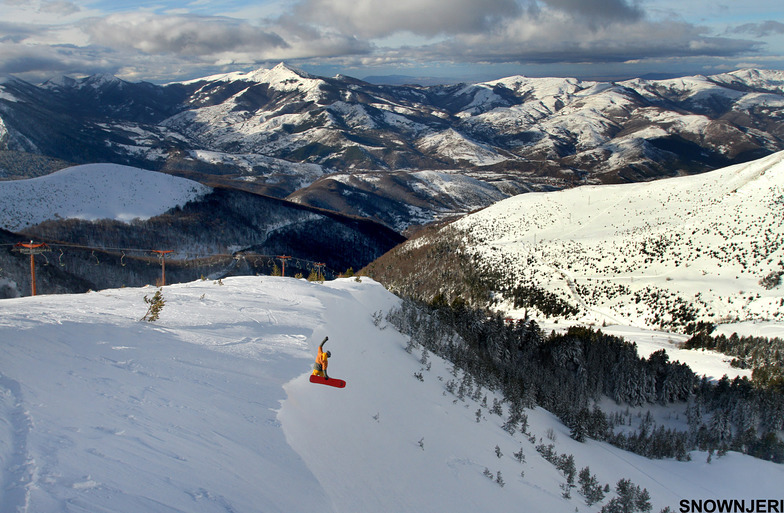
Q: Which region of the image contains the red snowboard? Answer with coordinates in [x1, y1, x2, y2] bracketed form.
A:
[309, 374, 346, 388]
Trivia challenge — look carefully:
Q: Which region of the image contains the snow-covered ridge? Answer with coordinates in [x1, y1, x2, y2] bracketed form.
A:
[180, 63, 326, 101]
[415, 128, 507, 166]
[0, 163, 211, 231]
[447, 151, 784, 334]
[715, 68, 784, 93]
[41, 73, 126, 92]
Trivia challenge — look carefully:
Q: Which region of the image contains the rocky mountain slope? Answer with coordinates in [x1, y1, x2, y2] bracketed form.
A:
[2, 65, 784, 231]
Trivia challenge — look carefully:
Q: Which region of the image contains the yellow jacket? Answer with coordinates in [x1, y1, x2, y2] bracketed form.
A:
[316, 346, 328, 371]
[313, 336, 330, 377]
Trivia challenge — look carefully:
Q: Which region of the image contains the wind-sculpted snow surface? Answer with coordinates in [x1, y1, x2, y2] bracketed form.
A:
[1, 277, 782, 512]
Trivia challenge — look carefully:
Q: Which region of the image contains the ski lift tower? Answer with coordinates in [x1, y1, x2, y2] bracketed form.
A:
[151, 250, 173, 286]
[314, 262, 326, 281]
[14, 241, 51, 296]
[277, 255, 291, 277]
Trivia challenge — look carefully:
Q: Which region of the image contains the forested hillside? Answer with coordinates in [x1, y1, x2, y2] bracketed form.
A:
[389, 299, 784, 463]
[1, 185, 403, 297]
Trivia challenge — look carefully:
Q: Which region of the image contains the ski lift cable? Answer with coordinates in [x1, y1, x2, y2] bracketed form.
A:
[5, 240, 344, 276]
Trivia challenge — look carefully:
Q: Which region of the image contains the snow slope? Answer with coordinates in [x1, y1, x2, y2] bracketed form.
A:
[449, 150, 784, 335]
[0, 163, 211, 231]
[1, 277, 781, 513]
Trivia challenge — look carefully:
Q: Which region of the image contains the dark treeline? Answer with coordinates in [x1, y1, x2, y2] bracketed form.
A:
[387, 299, 784, 463]
[683, 331, 784, 391]
[1, 187, 403, 297]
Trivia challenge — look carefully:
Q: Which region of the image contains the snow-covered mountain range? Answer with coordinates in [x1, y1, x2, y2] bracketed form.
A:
[366, 151, 784, 337]
[2, 64, 783, 230]
[2, 276, 780, 513]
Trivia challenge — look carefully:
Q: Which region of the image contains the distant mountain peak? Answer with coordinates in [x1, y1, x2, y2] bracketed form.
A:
[175, 62, 313, 86]
[244, 62, 319, 85]
[41, 73, 125, 91]
[179, 62, 325, 98]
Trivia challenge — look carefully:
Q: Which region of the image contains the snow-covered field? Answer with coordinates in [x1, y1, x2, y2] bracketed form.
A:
[0, 163, 211, 231]
[540, 321, 754, 382]
[1, 277, 781, 513]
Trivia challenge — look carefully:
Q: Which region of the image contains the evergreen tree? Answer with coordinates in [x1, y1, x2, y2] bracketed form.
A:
[557, 454, 576, 486]
[578, 466, 605, 506]
[571, 407, 591, 442]
[601, 479, 652, 513]
[141, 288, 165, 322]
[490, 398, 503, 416]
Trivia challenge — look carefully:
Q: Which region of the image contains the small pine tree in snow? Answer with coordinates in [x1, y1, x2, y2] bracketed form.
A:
[519, 413, 529, 435]
[490, 398, 503, 416]
[578, 466, 605, 506]
[557, 454, 576, 486]
[141, 289, 165, 322]
[601, 479, 652, 513]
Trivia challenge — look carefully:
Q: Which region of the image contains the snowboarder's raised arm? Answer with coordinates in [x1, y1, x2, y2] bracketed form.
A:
[319, 336, 328, 348]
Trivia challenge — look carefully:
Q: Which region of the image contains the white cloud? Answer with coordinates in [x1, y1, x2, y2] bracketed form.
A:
[374, 7, 760, 66]
[0, 0, 777, 83]
[83, 13, 288, 56]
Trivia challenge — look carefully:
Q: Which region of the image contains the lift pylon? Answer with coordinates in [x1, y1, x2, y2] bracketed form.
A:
[14, 241, 51, 296]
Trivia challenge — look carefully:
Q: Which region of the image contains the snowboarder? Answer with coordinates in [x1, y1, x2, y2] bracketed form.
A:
[312, 336, 331, 380]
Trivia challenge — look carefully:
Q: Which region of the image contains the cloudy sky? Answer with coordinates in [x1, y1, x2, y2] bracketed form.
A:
[1, 0, 783, 84]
